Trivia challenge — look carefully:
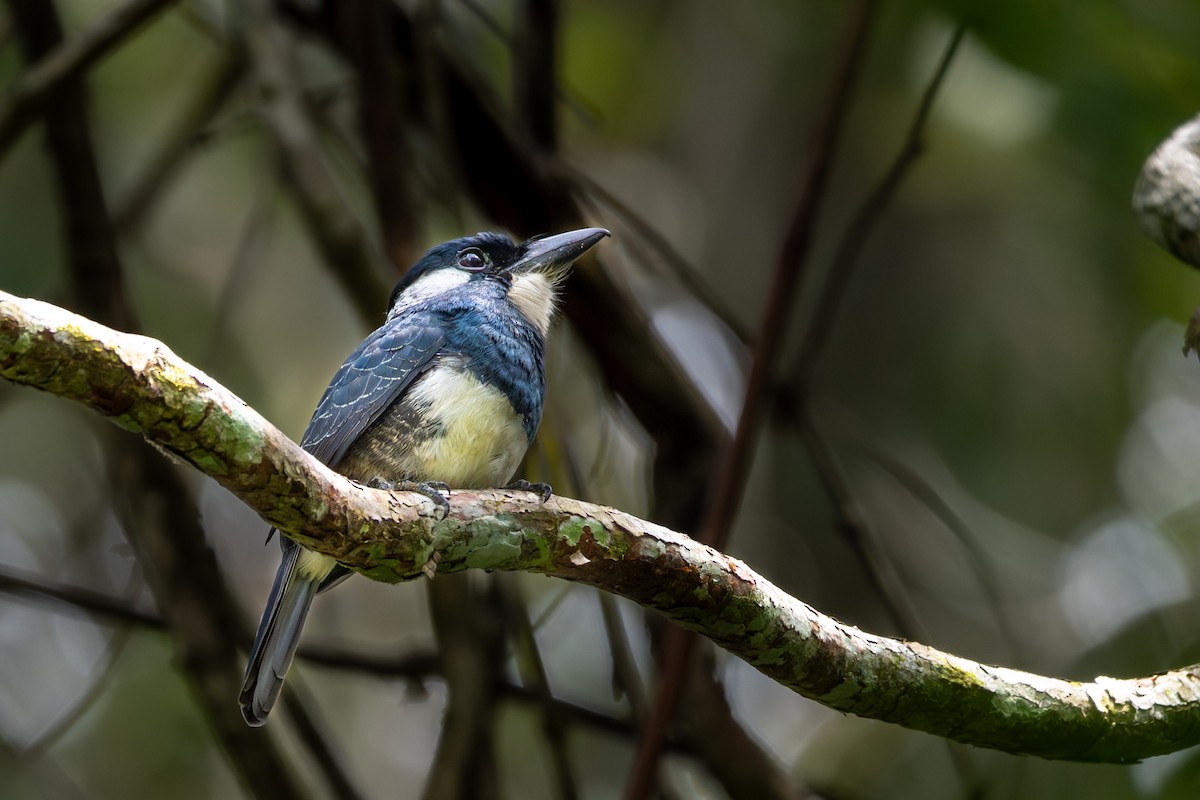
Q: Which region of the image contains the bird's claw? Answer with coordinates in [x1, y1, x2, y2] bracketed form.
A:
[505, 479, 553, 503]
[368, 477, 451, 519]
[405, 480, 452, 519]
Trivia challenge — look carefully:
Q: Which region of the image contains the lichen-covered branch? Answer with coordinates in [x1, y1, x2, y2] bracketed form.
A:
[3, 289, 1200, 763]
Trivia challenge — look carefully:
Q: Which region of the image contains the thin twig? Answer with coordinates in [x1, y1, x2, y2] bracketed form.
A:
[329, 0, 418, 269]
[8, 3, 335, 793]
[854, 438, 1027, 662]
[0, 737, 91, 799]
[792, 23, 966, 379]
[113, 46, 249, 232]
[246, 0, 391, 329]
[7, 557, 139, 762]
[597, 593, 647, 715]
[570, 172, 752, 345]
[785, 23, 973, 791]
[22, 636, 136, 759]
[280, 683, 367, 800]
[0, 566, 163, 628]
[500, 575, 579, 800]
[0, 566, 700, 751]
[777, 27, 966, 637]
[623, 2, 879, 796]
[800, 408, 930, 638]
[205, 152, 280, 364]
[424, 577, 503, 800]
[0, 0, 180, 158]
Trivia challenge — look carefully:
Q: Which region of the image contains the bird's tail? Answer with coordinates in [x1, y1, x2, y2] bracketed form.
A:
[239, 542, 324, 726]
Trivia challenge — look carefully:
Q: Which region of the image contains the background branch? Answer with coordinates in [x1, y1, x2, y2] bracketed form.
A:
[246, 0, 392, 328]
[2, 4, 1191, 797]
[628, 2, 878, 793]
[6, 3, 345, 790]
[0, 0, 179, 156]
[0, 564, 702, 755]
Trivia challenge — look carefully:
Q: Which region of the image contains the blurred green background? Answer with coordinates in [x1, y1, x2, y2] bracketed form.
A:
[3, 0, 1200, 797]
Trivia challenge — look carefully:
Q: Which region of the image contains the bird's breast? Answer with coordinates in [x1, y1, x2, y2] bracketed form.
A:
[337, 361, 530, 489]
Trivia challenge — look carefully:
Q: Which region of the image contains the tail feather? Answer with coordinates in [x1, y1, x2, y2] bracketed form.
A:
[240, 540, 323, 726]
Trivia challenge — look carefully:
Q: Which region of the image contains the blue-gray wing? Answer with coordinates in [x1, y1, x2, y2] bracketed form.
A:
[300, 321, 445, 467]
[245, 321, 445, 713]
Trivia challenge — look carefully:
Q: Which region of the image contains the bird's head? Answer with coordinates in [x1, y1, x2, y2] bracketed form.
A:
[388, 228, 609, 334]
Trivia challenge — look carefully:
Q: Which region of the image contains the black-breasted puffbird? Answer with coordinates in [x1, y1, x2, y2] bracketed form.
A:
[239, 227, 610, 725]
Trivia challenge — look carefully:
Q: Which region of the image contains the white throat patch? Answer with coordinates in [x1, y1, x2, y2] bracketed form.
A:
[507, 272, 559, 336]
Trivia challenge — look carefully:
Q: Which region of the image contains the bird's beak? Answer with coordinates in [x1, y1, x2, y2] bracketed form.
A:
[510, 227, 610, 274]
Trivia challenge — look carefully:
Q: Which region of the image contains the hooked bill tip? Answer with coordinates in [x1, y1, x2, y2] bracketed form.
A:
[512, 227, 610, 273]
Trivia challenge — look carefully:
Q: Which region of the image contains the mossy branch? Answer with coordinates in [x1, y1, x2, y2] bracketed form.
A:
[3, 289, 1200, 763]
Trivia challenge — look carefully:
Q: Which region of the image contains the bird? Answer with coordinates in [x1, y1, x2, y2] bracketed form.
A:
[239, 226, 610, 726]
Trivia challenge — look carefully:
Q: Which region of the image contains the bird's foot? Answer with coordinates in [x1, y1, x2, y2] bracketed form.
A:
[369, 477, 452, 519]
[505, 479, 553, 503]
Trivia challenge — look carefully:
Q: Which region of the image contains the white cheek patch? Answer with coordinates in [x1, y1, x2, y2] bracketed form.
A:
[392, 269, 471, 313]
[507, 273, 559, 336]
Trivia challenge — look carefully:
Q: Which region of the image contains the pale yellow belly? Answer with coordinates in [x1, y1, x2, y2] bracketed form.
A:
[336, 364, 530, 490]
[403, 366, 529, 488]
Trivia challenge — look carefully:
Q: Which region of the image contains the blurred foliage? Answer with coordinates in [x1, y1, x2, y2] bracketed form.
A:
[3, 0, 1200, 798]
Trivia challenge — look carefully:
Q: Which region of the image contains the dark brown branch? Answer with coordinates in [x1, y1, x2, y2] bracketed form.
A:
[10, 0, 137, 331]
[792, 23, 965, 381]
[329, 0, 418, 269]
[113, 46, 249, 232]
[0, 565, 698, 753]
[424, 577, 502, 800]
[0, 566, 164, 629]
[500, 576, 579, 800]
[781, 25, 966, 641]
[7, 3, 336, 791]
[625, 2, 879, 795]
[513, 0, 559, 152]
[246, 0, 392, 328]
[0, 0, 179, 158]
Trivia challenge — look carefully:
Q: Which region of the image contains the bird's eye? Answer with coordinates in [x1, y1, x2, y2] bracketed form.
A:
[457, 248, 487, 271]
